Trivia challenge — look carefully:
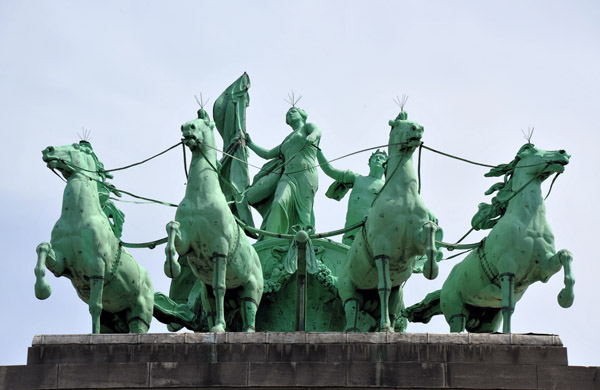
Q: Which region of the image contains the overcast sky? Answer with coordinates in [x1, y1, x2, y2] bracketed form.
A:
[1, 1, 598, 367]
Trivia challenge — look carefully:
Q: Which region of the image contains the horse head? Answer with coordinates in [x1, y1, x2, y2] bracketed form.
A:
[181, 108, 216, 153]
[42, 141, 103, 180]
[388, 111, 424, 155]
[472, 143, 570, 231]
[512, 143, 570, 181]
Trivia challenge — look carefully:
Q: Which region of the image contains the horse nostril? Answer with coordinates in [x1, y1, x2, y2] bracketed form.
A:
[559, 150, 566, 154]
[46, 146, 54, 153]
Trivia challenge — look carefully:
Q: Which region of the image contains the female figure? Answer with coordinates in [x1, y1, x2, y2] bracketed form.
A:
[247, 107, 321, 236]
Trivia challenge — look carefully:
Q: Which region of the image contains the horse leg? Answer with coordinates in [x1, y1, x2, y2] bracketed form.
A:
[34, 243, 54, 300]
[239, 258, 264, 332]
[211, 253, 228, 332]
[338, 274, 362, 332]
[500, 272, 515, 333]
[421, 222, 439, 280]
[441, 288, 468, 332]
[389, 285, 407, 332]
[127, 266, 154, 334]
[164, 221, 183, 278]
[375, 255, 393, 332]
[552, 249, 575, 308]
[199, 283, 216, 330]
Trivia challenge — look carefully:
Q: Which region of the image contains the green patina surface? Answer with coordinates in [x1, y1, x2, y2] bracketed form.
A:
[36, 141, 154, 334]
[404, 143, 574, 333]
[36, 74, 574, 335]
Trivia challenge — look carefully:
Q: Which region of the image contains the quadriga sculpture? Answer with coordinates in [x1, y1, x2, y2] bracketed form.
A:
[35, 141, 154, 333]
[337, 110, 442, 332]
[164, 109, 263, 332]
[405, 143, 575, 333]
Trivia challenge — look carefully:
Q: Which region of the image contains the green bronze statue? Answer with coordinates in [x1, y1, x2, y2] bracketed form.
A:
[246, 105, 322, 237]
[317, 149, 387, 245]
[337, 110, 442, 332]
[404, 142, 574, 333]
[35, 141, 155, 333]
[163, 108, 264, 332]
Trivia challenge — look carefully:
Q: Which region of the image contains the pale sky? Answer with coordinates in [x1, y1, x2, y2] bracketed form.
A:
[1, 1, 598, 366]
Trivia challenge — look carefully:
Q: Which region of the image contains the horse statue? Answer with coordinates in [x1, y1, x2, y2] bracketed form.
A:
[164, 108, 263, 332]
[404, 143, 575, 333]
[337, 110, 442, 332]
[34, 141, 154, 333]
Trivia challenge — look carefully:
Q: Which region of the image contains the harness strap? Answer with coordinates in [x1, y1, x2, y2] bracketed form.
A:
[478, 241, 500, 288]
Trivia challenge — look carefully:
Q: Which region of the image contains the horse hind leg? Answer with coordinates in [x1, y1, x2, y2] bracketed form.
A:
[127, 270, 154, 334]
[338, 275, 363, 332]
[239, 259, 264, 332]
[375, 255, 393, 332]
[440, 289, 468, 333]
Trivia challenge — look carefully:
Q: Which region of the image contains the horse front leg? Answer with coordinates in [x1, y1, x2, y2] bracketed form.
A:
[164, 221, 183, 278]
[375, 255, 393, 332]
[500, 272, 515, 333]
[555, 250, 575, 308]
[34, 243, 54, 300]
[421, 222, 439, 280]
[211, 253, 228, 332]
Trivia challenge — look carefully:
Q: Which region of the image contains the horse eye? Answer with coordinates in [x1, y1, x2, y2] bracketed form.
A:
[191, 125, 196, 129]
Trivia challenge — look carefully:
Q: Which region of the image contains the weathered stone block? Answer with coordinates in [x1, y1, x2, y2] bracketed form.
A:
[461, 345, 568, 366]
[447, 362, 538, 389]
[538, 365, 600, 390]
[137, 333, 184, 344]
[469, 332, 511, 345]
[295, 362, 348, 386]
[215, 343, 268, 362]
[28, 344, 135, 365]
[0, 364, 58, 390]
[388, 332, 428, 343]
[429, 332, 469, 344]
[58, 362, 149, 388]
[326, 343, 347, 362]
[511, 333, 560, 346]
[150, 361, 248, 387]
[248, 362, 296, 386]
[267, 343, 327, 362]
[41, 334, 90, 345]
[185, 332, 226, 344]
[347, 362, 445, 387]
[346, 332, 387, 343]
[227, 331, 267, 344]
[90, 333, 139, 344]
[306, 332, 347, 343]
[267, 331, 307, 343]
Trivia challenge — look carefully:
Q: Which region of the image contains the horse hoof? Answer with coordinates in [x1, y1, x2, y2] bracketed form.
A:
[557, 289, 574, 308]
[211, 325, 226, 333]
[423, 262, 439, 280]
[164, 261, 181, 279]
[35, 281, 52, 300]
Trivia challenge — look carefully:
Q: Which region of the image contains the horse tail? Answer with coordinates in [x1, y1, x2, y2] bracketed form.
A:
[402, 289, 442, 324]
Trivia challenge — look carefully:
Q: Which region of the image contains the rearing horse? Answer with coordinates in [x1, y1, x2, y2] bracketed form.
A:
[34, 141, 154, 333]
[337, 111, 441, 332]
[405, 143, 575, 333]
[164, 109, 263, 332]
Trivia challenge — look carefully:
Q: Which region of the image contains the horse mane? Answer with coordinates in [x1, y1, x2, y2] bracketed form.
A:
[80, 142, 126, 238]
[470, 144, 531, 230]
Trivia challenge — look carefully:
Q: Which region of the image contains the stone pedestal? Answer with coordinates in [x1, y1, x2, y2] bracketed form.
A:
[1, 333, 597, 389]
